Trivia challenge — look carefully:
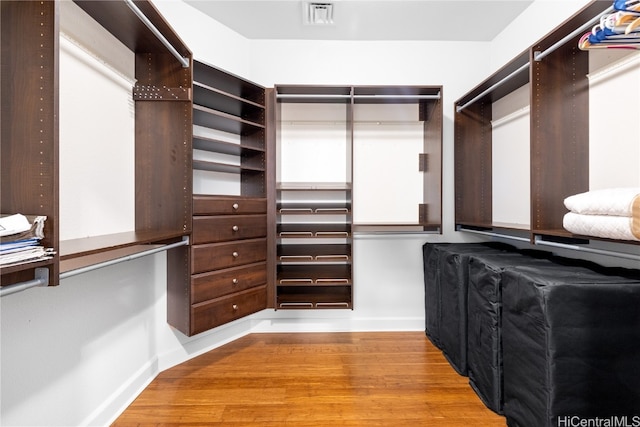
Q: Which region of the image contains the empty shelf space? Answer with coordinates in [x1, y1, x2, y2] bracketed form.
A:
[193, 135, 264, 155]
[277, 182, 352, 191]
[193, 160, 265, 174]
[193, 82, 265, 123]
[194, 60, 265, 106]
[193, 104, 265, 135]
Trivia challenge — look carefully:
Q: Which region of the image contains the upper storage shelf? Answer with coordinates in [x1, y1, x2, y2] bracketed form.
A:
[353, 86, 442, 104]
[276, 85, 353, 103]
[74, 0, 191, 62]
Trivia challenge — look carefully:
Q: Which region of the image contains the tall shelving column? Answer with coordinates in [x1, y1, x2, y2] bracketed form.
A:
[274, 85, 354, 309]
[168, 60, 270, 336]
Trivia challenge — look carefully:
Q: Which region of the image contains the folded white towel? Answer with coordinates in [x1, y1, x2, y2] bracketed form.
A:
[564, 187, 640, 217]
[563, 212, 640, 241]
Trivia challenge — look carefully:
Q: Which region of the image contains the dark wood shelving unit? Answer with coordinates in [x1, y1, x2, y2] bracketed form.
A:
[1, 0, 193, 289]
[275, 182, 353, 310]
[274, 85, 354, 311]
[454, 0, 640, 251]
[168, 60, 272, 336]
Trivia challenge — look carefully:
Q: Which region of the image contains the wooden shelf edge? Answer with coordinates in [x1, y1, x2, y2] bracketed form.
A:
[60, 230, 188, 261]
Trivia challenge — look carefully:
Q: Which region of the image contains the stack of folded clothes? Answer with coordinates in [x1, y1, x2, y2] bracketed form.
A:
[563, 187, 640, 241]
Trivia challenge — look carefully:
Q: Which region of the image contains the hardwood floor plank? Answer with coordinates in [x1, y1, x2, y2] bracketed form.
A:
[112, 332, 506, 426]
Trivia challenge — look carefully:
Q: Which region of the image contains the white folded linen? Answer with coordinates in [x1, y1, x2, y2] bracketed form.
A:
[563, 212, 640, 241]
[564, 187, 640, 217]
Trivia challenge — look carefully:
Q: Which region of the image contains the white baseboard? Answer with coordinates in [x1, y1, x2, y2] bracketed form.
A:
[82, 356, 159, 427]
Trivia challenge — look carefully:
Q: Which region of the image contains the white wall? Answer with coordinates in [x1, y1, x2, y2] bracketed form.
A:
[490, 0, 591, 71]
[0, 1, 607, 426]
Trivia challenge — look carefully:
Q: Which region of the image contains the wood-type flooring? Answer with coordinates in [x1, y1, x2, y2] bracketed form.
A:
[112, 331, 507, 426]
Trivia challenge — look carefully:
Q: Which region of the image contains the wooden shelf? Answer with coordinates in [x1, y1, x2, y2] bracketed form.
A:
[60, 230, 186, 260]
[193, 82, 264, 122]
[193, 135, 265, 155]
[194, 60, 265, 106]
[194, 104, 264, 135]
[193, 159, 265, 174]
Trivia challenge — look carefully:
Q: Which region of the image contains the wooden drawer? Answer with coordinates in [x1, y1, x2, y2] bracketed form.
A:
[192, 238, 267, 274]
[191, 285, 267, 335]
[191, 262, 267, 304]
[193, 196, 267, 215]
[193, 214, 266, 244]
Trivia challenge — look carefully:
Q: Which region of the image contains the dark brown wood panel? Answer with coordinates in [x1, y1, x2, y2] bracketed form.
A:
[1, 1, 59, 286]
[422, 95, 443, 228]
[530, 35, 589, 233]
[135, 52, 192, 235]
[167, 243, 191, 335]
[454, 101, 492, 227]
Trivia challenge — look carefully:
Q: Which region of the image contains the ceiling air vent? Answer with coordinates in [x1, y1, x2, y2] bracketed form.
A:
[303, 2, 334, 25]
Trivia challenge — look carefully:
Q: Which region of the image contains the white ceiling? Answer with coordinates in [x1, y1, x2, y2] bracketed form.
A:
[184, 0, 534, 41]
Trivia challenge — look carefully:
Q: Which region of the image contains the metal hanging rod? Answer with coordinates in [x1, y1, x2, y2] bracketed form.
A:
[0, 268, 49, 297]
[276, 94, 352, 99]
[277, 93, 441, 100]
[534, 236, 640, 262]
[124, 0, 190, 68]
[533, 5, 614, 61]
[456, 62, 530, 113]
[60, 237, 189, 280]
[457, 226, 532, 243]
[352, 93, 441, 100]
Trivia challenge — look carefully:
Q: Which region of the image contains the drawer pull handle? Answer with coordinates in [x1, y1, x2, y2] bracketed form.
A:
[232, 304, 238, 310]
[232, 225, 239, 232]
[232, 203, 239, 210]
[232, 252, 239, 258]
[232, 278, 239, 284]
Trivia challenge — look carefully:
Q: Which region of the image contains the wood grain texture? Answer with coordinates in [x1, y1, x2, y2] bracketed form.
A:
[113, 332, 506, 426]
